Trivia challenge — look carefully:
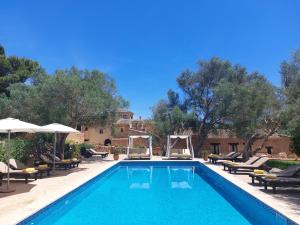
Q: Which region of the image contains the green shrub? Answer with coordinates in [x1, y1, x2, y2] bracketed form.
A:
[0, 138, 33, 163]
[0, 142, 5, 162]
[266, 160, 300, 170]
[64, 143, 92, 158]
[291, 122, 300, 156]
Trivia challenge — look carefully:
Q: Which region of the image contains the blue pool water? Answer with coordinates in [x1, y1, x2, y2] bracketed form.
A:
[19, 162, 297, 225]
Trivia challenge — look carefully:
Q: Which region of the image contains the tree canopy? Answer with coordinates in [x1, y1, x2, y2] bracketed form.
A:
[0, 67, 128, 126]
[280, 48, 300, 156]
[0, 44, 39, 96]
[152, 57, 281, 158]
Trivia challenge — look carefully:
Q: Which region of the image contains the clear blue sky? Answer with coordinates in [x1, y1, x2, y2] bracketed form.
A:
[1, 1, 300, 119]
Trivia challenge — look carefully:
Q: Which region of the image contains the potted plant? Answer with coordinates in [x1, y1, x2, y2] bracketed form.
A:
[202, 149, 209, 161]
[112, 148, 119, 160]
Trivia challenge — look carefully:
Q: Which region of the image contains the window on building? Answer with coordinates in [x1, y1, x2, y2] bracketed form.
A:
[85, 127, 88, 131]
[210, 143, 220, 154]
[229, 143, 238, 152]
[99, 129, 104, 134]
[266, 146, 273, 154]
[120, 128, 124, 133]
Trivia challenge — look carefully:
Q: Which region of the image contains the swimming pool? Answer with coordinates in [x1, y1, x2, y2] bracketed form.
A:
[19, 161, 297, 225]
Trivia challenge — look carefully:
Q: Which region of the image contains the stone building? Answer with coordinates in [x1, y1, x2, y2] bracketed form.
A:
[67, 109, 294, 157]
[67, 109, 152, 147]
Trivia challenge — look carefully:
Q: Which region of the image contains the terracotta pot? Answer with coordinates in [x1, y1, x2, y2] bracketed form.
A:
[203, 155, 208, 161]
[113, 154, 119, 160]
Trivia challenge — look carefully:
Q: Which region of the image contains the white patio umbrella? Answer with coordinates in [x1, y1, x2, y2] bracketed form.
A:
[0, 118, 51, 192]
[41, 123, 79, 172]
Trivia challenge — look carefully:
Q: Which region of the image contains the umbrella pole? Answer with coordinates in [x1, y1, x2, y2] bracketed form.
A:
[0, 130, 15, 193]
[7, 130, 11, 190]
[53, 133, 57, 173]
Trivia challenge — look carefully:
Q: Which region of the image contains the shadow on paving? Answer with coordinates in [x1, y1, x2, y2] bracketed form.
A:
[0, 182, 36, 198]
[261, 188, 300, 212]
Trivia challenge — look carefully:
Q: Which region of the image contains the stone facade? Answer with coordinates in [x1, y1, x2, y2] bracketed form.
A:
[67, 109, 151, 146]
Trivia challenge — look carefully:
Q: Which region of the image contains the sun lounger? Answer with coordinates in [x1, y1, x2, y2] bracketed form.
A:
[208, 152, 235, 163]
[9, 158, 51, 179]
[128, 148, 151, 160]
[47, 154, 81, 168]
[222, 156, 260, 171]
[227, 156, 269, 174]
[87, 148, 109, 158]
[0, 172, 3, 186]
[168, 149, 192, 160]
[249, 165, 300, 184]
[262, 176, 300, 193]
[211, 152, 241, 164]
[0, 162, 38, 183]
[40, 154, 72, 170]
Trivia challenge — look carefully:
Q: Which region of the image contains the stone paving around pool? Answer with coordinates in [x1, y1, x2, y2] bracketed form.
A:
[0, 156, 299, 225]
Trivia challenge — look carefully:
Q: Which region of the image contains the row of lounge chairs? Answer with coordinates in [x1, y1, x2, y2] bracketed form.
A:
[39, 154, 81, 170]
[249, 166, 300, 193]
[208, 152, 241, 164]
[0, 154, 82, 185]
[209, 152, 300, 193]
[81, 148, 109, 158]
[0, 160, 45, 184]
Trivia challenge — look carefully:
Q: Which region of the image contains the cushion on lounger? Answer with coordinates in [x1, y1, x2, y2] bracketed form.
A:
[38, 164, 48, 168]
[23, 168, 37, 173]
[254, 169, 265, 175]
[62, 159, 71, 163]
[265, 175, 277, 179]
[171, 149, 183, 154]
[182, 149, 190, 155]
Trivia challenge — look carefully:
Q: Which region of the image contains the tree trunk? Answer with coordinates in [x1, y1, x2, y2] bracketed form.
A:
[242, 133, 260, 161]
[56, 133, 68, 159]
[195, 125, 208, 157]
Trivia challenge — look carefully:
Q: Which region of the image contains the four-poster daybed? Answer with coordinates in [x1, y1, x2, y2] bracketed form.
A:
[127, 135, 152, 159]
[166, 135, 194, 160]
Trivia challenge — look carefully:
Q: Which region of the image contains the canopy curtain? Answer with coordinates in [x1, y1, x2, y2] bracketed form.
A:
[127, 135, 153, 158]
[166, 135, 194, 159]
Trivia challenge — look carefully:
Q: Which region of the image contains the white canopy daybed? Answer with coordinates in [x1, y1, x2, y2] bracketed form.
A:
[166, 135, 194, 159]
[127, 135, 152, 160]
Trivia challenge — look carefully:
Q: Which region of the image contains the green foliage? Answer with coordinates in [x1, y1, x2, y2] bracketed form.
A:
[0, 67, 128, 127]
[64, 143, 82, 158]
[216, 73, 280, 141]
[152, 101, 190, 148]
[290, 120, 300, 156]
[280, 48, 300, 144]
[11, 139, 33, 162]
[0, 138, 33, 163]
[0, 44, 39, 96]
[0, 142, 5, 162]
[153, 57, 281, 158]
[266, 160, 300, 170]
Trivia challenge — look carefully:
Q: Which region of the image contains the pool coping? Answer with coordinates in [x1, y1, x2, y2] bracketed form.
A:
[14, 159, 300, 225]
